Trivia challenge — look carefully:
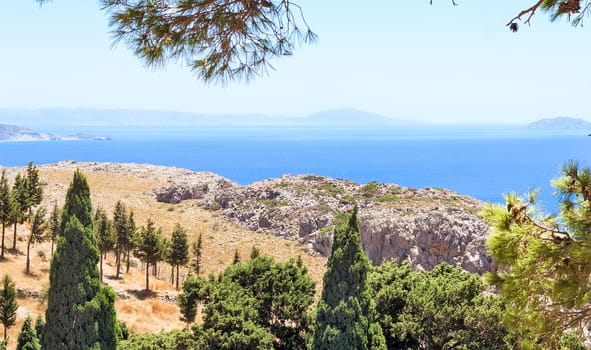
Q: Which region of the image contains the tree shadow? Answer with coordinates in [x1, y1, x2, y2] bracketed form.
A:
[126, 289, 157, 300]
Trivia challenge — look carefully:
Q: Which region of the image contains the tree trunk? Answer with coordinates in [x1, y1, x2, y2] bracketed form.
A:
[176, 265, 180, 290]
[152, 262, 157, 277]
[145, 262, 150, 291]
[51, 238, 54, 256]
[26, 235, 31, 274]
[100, 251, 103, 283]
[1, 221, 5, 259]
[170, 265, 175, 285]
[115, 246, 121, 279]
[12, 221, 17, 250]
[126, 250, 131, 272]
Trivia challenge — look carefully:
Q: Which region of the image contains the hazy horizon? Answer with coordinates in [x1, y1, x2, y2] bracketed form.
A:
[1, 2, 589, 125]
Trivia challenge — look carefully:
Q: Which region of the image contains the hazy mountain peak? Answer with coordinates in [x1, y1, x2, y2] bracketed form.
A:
[527, 116, 591, 129]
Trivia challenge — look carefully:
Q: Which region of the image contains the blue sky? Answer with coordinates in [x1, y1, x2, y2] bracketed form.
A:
[0, 1, 589, 124]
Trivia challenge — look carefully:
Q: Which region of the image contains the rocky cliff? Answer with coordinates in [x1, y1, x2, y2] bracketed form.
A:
[154, 172, 491, 274]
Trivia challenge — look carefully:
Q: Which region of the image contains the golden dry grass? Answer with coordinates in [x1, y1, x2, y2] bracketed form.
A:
[0, 166, 327, 348]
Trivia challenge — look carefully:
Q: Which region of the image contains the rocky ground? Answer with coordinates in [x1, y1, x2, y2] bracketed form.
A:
[151, 164, 492, 274]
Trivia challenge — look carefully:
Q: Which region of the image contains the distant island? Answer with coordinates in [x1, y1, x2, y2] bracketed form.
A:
[0, 123, 110, 142]
[527, 116, 591, 129]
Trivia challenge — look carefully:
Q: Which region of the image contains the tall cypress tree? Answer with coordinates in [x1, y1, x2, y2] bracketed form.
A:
[43, 170, 117, 350]
[312, 206, 386, 350]
[134, 219, 165, 291]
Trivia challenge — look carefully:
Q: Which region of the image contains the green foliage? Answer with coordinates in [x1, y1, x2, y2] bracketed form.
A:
[0, 171, 10, 259]
[0, 275, 18, 341]
[135, 218, 165, 291]
[10, 173, 29, 250]
[16, 316, 41, 350]
[483, 160, 591, 348]
[361, 181, 379, 198]
[312, 207, 386, 350]
[118, 329, 197, 350]
[259, 199, 289, 207]
[178, 275, 208, 325]
[232, 249, 241, 265]
[374, 194, 398, 203]
[101, 0, 317, 84]
[192, 233, 203, 275]
[26, 207, 47, 274]
[48, 202, 61, 256]
[25, 162, 43, 211]
[43, 170, 118, 350]
[34, 315, 44, 346]
[315, 183, 345, 197]
[113, 200, 130, 279]
[181, 255, 315, 349]
[168, 224, 190, 290]
[95, 207, 116, 282]
[371, 261, 513, 349]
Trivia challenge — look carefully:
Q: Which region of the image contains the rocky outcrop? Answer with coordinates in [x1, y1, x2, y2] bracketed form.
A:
[154, 173, 492, 274]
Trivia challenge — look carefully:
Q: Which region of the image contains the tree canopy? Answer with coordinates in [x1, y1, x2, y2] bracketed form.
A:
[483, 160, 591, 348]
[35, 0, 589, 83]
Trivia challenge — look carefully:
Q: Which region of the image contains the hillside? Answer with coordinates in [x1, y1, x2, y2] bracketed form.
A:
[0, 161, 490, 348]
[0, 123, 110, 141]
[0, 162, 326, 349]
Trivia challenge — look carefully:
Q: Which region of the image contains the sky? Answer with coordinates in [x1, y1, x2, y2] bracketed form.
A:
[0, 1, 589, 124]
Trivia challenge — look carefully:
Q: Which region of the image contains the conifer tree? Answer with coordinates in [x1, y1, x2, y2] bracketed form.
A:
[113, 201, 129, 279]
[26, 207, 47, 274]
[168, 224, 189, 290]
[95, 207, 116, 283]
[192, 233, 203, 275]
[43, 170, 118, 350]
[135, 218, 165, 291]
[16, 316, 41, 350]
[34, 315, 44, 346]
[48, 202, 61, 256]
[0, 172, 10, 259]
[24, 162, 43, 218]
[124, 210, 136, 273]
[0, 275, 17, 341]
[312, 207, 386, 350]
[9, 174, 28, 251]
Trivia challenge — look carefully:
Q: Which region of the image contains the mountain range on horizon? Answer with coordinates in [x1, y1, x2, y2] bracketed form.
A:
[0, 108, 589, 132]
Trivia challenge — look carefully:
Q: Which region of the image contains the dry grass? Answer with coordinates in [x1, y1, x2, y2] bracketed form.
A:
[0, 166, 327, 348]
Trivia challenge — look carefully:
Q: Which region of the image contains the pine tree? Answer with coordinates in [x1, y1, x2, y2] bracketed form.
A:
[312, 207, 386, 350]
[0, 275, 17, 341]
[16, 316, 41, 350]
[124, 210, 136, 273]
[48, 202, 61, 256]
[26, 207, 47, 274]
[34, 315, 45, 346]
[168, 224, 189, 290]
[0, 172, 10, 259]
[25, 162, 43, 217]
[192, 233, 203, 275]
[95, 207, 115, 283]
[9, 174, 28, 251]
[112, 201, 128, 279]
[135, 218, 165, 291]
[43, 170, 118, 350]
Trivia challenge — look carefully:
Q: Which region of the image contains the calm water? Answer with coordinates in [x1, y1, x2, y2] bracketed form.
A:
[1, 125, 590, 211]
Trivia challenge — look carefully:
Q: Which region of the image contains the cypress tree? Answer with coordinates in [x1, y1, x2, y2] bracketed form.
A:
[0, 275, 17, 341]
[312, 206, 386, 350]
[34, 315, 45, 346]
[112, 201, 128, 279]
[16, 316, 41, 350]
[95, 207, 115, 283]
[124, 210, 136, 273]
[43, 170, 117, 350]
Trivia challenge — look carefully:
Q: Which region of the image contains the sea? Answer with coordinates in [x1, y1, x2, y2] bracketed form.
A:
[1, 124, 590, 213]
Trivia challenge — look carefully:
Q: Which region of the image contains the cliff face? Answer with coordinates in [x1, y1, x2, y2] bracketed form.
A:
[155, 173, 492, 274]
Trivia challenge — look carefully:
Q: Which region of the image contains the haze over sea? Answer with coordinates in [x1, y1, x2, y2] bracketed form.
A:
[1, 124, 590, 212]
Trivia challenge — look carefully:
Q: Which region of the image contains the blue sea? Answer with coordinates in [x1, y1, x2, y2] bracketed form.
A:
[1, 125, 590, 212]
